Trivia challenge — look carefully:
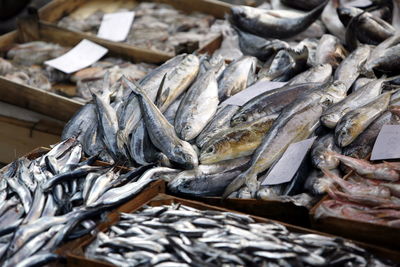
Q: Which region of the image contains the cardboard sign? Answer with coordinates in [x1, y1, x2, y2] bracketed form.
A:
[370, 125, 400, 160]
[97, 11, 135, 42]
[221, 80, 286, 106]
[45, 39, 108, 74]
[261, 137, 316, 186]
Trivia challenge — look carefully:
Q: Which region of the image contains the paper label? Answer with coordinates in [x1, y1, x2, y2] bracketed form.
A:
[45, 39, 108, 74]
[97, 11, 135, 42]
[261, 137, 316, 186]
[221, 80, 286, 107]
[370, 125, 400, 160]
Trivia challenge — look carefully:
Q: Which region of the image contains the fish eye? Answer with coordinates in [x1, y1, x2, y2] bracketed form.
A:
[206, 147, 214, 154]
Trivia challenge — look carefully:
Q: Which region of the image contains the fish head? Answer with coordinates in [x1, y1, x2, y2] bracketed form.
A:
[314, 152, 340, 170]
[174, 142, 199, 169]
[334, 122, 353, 147]
[321, 81, 347, 108]
[180, 124, 200, 141]
[199, 142, 227, 164]
[231, 112, 252, 127]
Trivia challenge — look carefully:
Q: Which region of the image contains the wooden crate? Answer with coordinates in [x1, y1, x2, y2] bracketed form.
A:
[37, 0, 228, 59]
[0, 102, 63, 164]
[186, 196, 311, 227]
[64, 193, 400, 266]
[310, 195, 400, 251]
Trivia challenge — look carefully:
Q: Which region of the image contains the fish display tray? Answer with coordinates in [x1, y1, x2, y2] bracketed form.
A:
[65, 193, 400, 266]
[310, 195, 400, 251]
[38, 0, 227, 59]
[182, 196, 311, 227]
[0, 31, 83, 123]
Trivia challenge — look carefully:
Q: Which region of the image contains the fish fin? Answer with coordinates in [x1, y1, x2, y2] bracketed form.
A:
[222, 171, 247, 199]
[286, 45, 308, 62]
[122, 76, 144, 97]
[155, 73, 169, 108]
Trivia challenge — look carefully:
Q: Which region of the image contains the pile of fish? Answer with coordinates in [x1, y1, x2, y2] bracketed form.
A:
[0, 41, 155, 102]
[61, 0, 400, 206]
[86, 202, 389, 266]
[0, 137, 159, 266]
[58, 2, 222, 55]
[314, 152, 400, 228]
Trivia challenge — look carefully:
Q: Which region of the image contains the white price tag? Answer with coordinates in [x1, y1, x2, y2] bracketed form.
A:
[45, 39, 108, 74]
[261, 137, 316, 186]
[221, 80, 286, 107]
[371, 125, 400, 160]
[97, 11, 135, 42]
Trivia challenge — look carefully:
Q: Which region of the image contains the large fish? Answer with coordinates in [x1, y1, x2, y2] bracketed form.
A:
[218, 56, 257, 101]
[333, 45, 371, 91]
[124, 78, 198, 169]
[200, 114, 278, 164]
[175, 69, 219, 141]
[196, 105, 239, 148]
[335, 92, 392, 147]
[234, 26, 289, 61]
[321, 77, 385, 128]
[315, 34, 347, 69]
[223, 81, 347, 197]
[230, 1, 328, 39]
[231, 82, 323, 126]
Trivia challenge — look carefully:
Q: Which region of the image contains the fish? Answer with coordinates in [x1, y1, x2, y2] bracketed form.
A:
[362, 34, 400, 76]
[118, 54, 187, 146]
[168, 170, 243, 197]
[259, 46, 309, 82]
[315, 34, 347, 69]
[217, 56, 257, 101]
[124, 78, 198, 169]
[234, 26, 289, 61]
[335, 92, 392, 147]
[321, 77, 385, 128]
[200, 114, 278, 164]
[223, 81, 347, 197]
[338, 7, 395, 46]
[86, 201, 388, 266]
[333, 45, 371, 91]
[287, 63, 332, 85]
[174, 69, 219, 141]
[91, 76, 122, 160]
[343, 102, 400, 159]
[230, 1, 328, 39]
[230, 82, 324, 126]
[196, 105, 239, 149]
[327, 152, 399, 182]
[321, 0, 345, 42]
[311, 133, 341, 170]
[281, 0, 326, 11]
